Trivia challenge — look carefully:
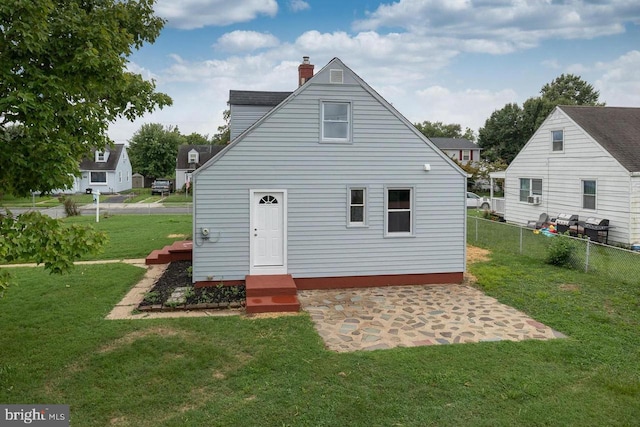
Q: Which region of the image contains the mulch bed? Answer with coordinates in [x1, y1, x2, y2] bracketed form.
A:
[138, 260, 246, 312]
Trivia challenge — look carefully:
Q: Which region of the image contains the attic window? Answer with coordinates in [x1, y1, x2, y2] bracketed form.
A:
[188, 151, 199, 163]
[321, 101, 350, 142]
[329, 69, 343, 84]
[552, 130, 564, 152]
[96, 151, 106, 162]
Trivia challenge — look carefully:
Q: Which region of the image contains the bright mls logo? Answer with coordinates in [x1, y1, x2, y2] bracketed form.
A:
[1, 405, 69, 426]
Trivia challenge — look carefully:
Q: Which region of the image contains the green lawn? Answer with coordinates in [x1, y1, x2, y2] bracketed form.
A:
[0, 234, 638, 425]
[162, 193, 192, 204]
[0, 193, 96, 207]
[63, 215, 192, 260]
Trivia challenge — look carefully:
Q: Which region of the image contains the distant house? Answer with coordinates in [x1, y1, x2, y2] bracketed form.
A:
[72, 144, 132, 194]
[192, 57, 467, 293]
[175, 145, 225, 190]
[430, 137, 482, 165]
[501, 105, 640, 245]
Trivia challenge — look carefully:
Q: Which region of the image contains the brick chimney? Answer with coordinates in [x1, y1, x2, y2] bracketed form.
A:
[298, 56, 314, 86]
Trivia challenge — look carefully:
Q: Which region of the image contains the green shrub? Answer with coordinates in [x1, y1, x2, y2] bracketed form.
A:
[545, 235, 575, 267]
[61, 197, 80, 217]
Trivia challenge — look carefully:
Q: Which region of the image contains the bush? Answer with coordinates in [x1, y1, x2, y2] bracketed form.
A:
[61, 197, 80, 217]
[545, 235, 575, 267]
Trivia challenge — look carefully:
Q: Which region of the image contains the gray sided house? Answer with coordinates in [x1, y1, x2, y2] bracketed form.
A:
[192, 58, 467, 288]
[430, 137, 482, 166]
[75, 144, 132, 194]
[503, 106, 640, 245]
[175, 144, 225, 190]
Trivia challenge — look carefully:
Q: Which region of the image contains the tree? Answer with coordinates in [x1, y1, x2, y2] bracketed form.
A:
[477, 103, 524, 163]
[540, 74, 602, 106]
[128, 124, 182, 179]
[478, 74, 603, 164]
[1, 0, 172, 195]
[0, 0, 171, 291]
[182, 132, 211, 145]
[211, 109, 230, 145]
[414, 120, 476, 141]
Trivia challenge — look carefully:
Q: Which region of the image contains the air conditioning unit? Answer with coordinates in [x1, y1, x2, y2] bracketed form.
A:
[527, 195, 542, 205]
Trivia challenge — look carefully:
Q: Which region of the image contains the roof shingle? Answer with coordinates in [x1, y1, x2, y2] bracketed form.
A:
[560, 106, 640, 172]
[229, 90, 292, 106]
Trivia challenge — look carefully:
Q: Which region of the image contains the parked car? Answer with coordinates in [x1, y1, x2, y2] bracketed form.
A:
[151, 179, 173, 195]
[467, 192, 491, 210]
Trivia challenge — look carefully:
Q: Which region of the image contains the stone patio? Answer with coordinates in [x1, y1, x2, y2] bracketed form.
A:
[297, 284, 566, 352]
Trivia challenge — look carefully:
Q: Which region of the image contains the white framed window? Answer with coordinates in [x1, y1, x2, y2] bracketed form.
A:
[90, 172, 107, 183]
[385, 187, 414, 236]
[96, 151, 106, 162]
[582, 180, 596, 210]
[118, 171, 122, 183]
[519, 178, 542, 202]
[347, 187, 367, 227]
[321, 101, 350, 142]
[462, 150, 471, 161]
[188, 151, 198, 163]
[552, 130, 564, 152]
[127, 171, 130, 182]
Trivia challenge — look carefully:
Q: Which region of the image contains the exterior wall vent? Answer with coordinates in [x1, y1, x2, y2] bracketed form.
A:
[330, 69, 343, 84]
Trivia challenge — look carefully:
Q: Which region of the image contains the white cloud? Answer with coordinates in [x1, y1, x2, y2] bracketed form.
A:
[354, 0, 640, 54]
[410, 86, 519, 132]
[155, 0, 278, 29]
[125, 62, 158, 81]
[214, 31, 280, 52]
[595, 50, 640, 106]
[289, 0, 310, 12]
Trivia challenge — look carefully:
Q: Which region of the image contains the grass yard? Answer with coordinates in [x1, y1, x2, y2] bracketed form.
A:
[162, 193, 193, 203]
[63, 214, 192, 260]
[0, 240, 638, 425]
[0, 193, 99, 208]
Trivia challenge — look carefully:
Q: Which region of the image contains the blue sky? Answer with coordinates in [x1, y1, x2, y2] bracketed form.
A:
[108, 0, 640, 144]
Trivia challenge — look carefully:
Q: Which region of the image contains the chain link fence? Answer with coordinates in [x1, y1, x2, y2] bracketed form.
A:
[467, 216, 640, 286]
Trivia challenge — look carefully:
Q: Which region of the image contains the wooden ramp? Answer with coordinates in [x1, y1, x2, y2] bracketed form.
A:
[245, 274, 300, 314]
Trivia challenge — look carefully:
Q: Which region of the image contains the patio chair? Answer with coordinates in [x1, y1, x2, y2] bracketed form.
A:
[527, 212, 549, 229]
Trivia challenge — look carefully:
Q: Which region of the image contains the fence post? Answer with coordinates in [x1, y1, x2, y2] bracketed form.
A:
[519, 226, 523, 254]
[475, 217, 478, 242]
[585, 238, 590, 273]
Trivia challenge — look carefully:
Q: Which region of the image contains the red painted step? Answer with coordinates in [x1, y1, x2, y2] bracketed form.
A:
[245, 274, 297, 297]
[245, 274, 300, 314]
[145, 241, 193, 265]
[245, 295, 300, 314]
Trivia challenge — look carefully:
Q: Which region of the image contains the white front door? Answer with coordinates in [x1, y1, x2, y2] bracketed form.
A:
[250, 191, 286, 274]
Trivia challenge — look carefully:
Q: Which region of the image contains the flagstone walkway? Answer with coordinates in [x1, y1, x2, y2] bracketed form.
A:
[297, 284, 566, 352]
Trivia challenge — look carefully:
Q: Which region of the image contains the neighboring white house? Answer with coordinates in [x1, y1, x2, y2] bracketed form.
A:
[501, 105, 640, 245]
[430, 137, 482, 165]
[74, 144, 132, 194]
[192, 57, 467, 288]
[175, 145, 225, 190]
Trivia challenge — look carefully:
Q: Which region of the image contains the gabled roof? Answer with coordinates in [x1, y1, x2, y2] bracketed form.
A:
[79, 144, 124, 171]
[195, 57, 466, 178]
[430, 137, 481, 151]
[229, 90, 292, 106]
[561, 106, 640, 173]
[176, 144, 225, 169]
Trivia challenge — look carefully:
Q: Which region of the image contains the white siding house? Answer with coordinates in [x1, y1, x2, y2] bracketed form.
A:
[192, 58, 467, 288]
[175, 145, 225, 190]
[75, 144, 132, 194]
[503, 106, 640, 245]
[430, 138, 482, 165]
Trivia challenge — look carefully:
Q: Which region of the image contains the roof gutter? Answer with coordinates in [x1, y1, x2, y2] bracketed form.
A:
[631, 172, 640, 177]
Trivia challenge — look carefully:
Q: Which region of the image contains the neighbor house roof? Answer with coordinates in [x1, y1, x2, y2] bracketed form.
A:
[79, 144, 124, 171]
[429, 137, 481, 151]
[229, 90, 292, 106]
[176, 145, 226, 170]
[561, 106, 640, 173]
